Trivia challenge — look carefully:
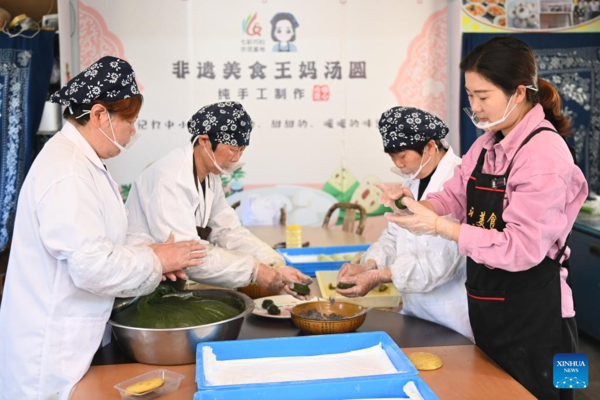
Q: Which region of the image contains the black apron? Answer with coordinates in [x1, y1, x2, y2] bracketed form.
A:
[465, 127, 573, 400]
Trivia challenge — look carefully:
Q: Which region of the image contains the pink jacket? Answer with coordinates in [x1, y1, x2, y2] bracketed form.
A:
[427, 104, 588, 318]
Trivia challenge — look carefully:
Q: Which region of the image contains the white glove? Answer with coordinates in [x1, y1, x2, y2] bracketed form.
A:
[385, 198, 460, 241]
[279, 266, 313, 300]
[336, 268, 392, 298]
[337, 260, 377, 282]
[375, 182, 414, 216]
[254, 263, 284, 292]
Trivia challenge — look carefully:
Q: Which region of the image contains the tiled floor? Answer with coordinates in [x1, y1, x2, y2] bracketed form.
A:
[578, 331, 600, 400]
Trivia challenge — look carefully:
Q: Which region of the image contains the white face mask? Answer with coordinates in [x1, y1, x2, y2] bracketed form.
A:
[391, 144, 437, 182]
[76, 109, 140, 154]
[193, 136, 245, 176]
[463, 85, 538, 131]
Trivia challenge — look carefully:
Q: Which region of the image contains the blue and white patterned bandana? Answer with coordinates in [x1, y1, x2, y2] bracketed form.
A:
[49, 56, 139, 108]
[188, 101, 253, 147]
[378, 106, 449, 150]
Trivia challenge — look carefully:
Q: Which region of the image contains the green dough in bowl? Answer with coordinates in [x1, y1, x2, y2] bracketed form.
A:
[111, 285, 243, 329]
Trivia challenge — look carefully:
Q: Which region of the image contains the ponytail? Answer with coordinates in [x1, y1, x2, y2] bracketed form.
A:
[535, 78, 571, 139]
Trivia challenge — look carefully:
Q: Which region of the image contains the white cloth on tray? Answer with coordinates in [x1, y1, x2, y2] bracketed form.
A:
[203, 343, 399, 386]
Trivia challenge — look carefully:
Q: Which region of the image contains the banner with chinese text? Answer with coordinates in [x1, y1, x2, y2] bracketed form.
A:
[79, 0, 449, 191]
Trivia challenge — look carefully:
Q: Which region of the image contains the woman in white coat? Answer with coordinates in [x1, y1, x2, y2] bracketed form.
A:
[336, 107, 473, 341]
[0, 57, 205, 400]
[126, 102, 311, 297]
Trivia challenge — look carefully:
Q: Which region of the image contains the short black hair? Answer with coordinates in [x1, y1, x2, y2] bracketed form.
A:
[385, 139, 444, 156]
[271, 15, 297, 42]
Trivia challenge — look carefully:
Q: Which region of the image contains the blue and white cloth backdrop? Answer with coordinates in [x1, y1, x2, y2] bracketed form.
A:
[460, 33, 600, 195]
[0, 31, 54, 252]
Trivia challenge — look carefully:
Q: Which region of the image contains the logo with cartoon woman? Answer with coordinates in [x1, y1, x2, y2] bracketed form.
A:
[270, 12, 299, 52]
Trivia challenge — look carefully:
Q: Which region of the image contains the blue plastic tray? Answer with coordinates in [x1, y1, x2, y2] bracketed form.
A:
[194, 375, 438, 399]
[277, 244, 370, 277]
[196, 331, 418, 391]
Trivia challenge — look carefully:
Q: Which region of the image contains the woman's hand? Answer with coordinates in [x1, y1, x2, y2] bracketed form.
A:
[375, 183, 414, 215]
[386, 198, 461, 241]
[255, 263, 284, 292]
[150, 234, 206, 279]
[336, 269, 392, 298]
[162, 270, 188, 282]
[337, 259, 377, 282]
[279, 266, 313, 300]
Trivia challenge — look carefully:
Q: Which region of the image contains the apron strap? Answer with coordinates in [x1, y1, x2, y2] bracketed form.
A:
[193, 154, 200, 191]
[504, 127, 575, 265]
[469, 149, 488, 182]
[192, 153, 212, 237]
[557, 233, 576, 310]
[476, 148, 488, 167]
[554, 232, 571, 263]
[192, 154, 210, 197]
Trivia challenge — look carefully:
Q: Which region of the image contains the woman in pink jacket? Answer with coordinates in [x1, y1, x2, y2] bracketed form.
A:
[386, 36, 587, 400]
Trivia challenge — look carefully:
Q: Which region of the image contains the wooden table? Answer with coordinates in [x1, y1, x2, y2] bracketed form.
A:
[247, 225, 369, 247]
[75, 344, 534, 400]
[80, 313, 534, 399]
[72, 226, 535, 399]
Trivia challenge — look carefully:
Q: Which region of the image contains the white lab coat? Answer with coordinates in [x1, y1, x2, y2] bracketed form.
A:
[0, 122, 163, 400]
[363, 147, 473, 341]
[126, 144, 284, 288]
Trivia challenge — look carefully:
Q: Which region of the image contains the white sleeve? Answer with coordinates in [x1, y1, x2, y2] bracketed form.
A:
[185, 245, 258, 288]
[207, 177, 285, 267]
[125, 232, 156, 246]
[361, 224, 398, 268]
[387, 231, 466, 294]
[38, 176, 162, 298]
[142, 176, 258, 288]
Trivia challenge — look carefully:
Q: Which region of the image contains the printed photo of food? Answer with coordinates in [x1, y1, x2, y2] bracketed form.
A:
[463, 0, 509, 27]
[506, 0, 540, 29]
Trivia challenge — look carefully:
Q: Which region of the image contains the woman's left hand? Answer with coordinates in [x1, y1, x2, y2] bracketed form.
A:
[337, 261, 376, 282]
[385, 197, 439, 235]
[375, 183, 414, 215]
[386, 197, 460, 241]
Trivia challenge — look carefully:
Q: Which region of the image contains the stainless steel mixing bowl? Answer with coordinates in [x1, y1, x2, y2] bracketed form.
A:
[108, 289, 254, 365]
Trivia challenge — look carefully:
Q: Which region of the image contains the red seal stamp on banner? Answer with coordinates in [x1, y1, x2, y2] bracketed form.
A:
[312, 85, 330, 101]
